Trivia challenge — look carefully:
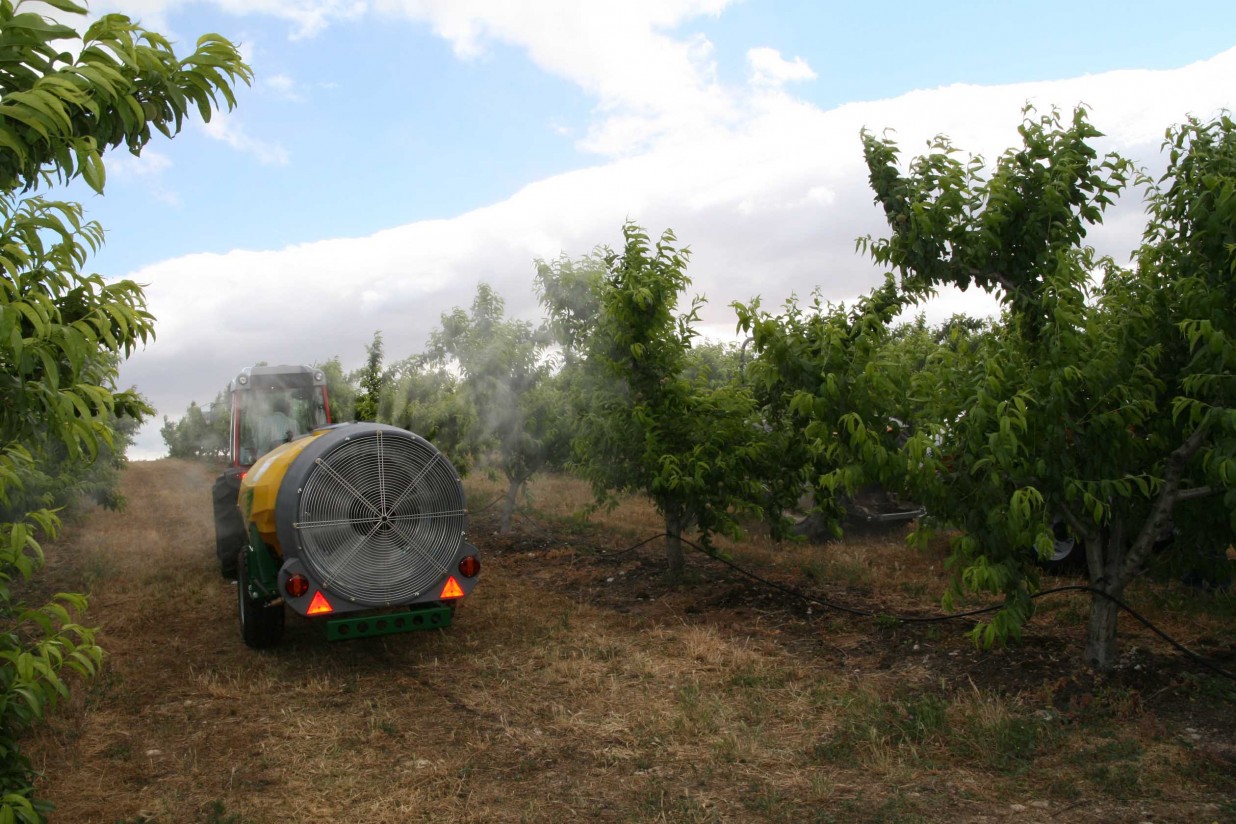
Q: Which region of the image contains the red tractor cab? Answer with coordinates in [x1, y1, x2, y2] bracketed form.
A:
[226, 365, 331, 467]
[213, 365, 332, 579]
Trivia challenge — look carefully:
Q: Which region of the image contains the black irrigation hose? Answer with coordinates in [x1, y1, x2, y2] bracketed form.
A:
[469, 492, 509, 516]
[476, 502, 1236, 683]
[488, 502, 650, 558]
[661, 532, 1236, 683]
[1036, 584, 1236, 682]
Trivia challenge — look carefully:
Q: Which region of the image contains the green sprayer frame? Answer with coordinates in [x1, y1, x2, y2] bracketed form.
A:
[326, 605, 454, 641]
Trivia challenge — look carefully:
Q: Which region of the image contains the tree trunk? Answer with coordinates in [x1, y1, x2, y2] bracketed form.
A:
[499, 477, 520, 535]
[664, 512, 685, 578]
[1084, 587, 1121, 670]
[1070, 422, 1211, 672]
[1084, 527, 1129, 672]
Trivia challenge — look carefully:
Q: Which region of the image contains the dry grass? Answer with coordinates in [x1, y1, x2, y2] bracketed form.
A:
[20, 461, 1236, 823]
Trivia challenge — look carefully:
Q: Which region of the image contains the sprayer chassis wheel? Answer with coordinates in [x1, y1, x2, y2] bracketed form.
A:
[237, 550, 284, 649]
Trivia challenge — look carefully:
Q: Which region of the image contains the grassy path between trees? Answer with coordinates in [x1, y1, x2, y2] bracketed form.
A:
[22, 460, 1236, 823]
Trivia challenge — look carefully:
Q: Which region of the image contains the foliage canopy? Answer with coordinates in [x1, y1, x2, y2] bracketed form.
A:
[431, 283, 564, 533]
[0, 2, 249, 817]
[743, 106, 1235, 669]
[571, 223, 785, 573]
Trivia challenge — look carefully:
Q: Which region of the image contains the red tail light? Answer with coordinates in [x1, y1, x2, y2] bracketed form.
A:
[285, 573, 310, 598]
[458, 555, 481, 578]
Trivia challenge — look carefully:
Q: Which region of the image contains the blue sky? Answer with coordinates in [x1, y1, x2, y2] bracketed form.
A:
[53, 1, 1236, 457]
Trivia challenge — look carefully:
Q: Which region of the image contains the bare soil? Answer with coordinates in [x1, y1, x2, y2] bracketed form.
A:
[23, 460, 1236, 823]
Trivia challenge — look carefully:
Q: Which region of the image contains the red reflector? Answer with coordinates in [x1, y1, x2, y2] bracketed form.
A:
[306, 591, 333, 615]
[440, 576, 464, 600]
[458, 555, 481, 578]
[285, 573, 310, 598]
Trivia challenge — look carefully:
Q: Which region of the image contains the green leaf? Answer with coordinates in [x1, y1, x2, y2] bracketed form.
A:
[37, 0, 90, 13]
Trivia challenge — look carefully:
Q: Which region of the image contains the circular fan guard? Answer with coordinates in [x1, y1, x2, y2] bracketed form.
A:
[292, 428, 466, 606]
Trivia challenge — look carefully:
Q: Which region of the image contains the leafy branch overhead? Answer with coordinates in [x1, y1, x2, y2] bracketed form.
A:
[0, 2, 250, 819]
[0, 0, 252, 193]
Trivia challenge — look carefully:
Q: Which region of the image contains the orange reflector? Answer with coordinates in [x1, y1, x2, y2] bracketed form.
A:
[440, 576, 465, 599]
[306, 591, 333, 615]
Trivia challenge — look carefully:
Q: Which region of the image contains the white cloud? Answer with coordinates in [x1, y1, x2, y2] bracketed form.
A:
[200, 113, 291, 165]
[103, 150, 182, 206]
[39, 0, 175, 35]
[86, 1, 740, 158]
[121, 46, 1236, 461]
[747, 47, 816, 87]
[104, 0, 1235, 460]
[372, 0, 738, 156]
[95, 0, 367, 40]
[264, 73, 302, 100]
[107, 150, 173, 179]
[208, 0, 367, 40]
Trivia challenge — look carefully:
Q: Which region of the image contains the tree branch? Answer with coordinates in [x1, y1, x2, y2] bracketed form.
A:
[1121, 416, 1214, 582]
[1175, 485, 1215, 502]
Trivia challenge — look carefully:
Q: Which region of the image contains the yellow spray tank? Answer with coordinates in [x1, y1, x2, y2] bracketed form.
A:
[235, 422, 480, 647]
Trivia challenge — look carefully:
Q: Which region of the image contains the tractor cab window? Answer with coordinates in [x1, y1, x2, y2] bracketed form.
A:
[238, 386, 329, 463]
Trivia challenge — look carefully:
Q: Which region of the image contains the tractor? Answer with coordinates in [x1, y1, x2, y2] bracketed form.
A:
[210, 365, 480, 648]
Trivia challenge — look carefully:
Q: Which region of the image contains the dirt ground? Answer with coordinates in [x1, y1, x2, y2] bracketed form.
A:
[21, 460, 1236, 823]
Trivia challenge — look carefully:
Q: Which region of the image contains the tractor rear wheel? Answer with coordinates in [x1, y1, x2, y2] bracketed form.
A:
[217, 530, 242, 580]
[237, 549, 284, 648]
[213, 471, 245, 580]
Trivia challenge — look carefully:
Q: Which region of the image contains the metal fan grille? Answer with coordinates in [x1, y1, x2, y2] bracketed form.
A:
[293, 429, 465, 605]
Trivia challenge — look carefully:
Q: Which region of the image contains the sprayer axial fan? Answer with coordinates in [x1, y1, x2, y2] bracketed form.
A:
[292, 427, 466, 606]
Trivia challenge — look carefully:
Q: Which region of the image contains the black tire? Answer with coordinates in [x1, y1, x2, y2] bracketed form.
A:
[216, 531, 241, 580]
[1179, 538, 1234, 592]
[1040, 518, 1084, 571]
[212, 470, 246, 580]
[237, 549, 284, 649]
